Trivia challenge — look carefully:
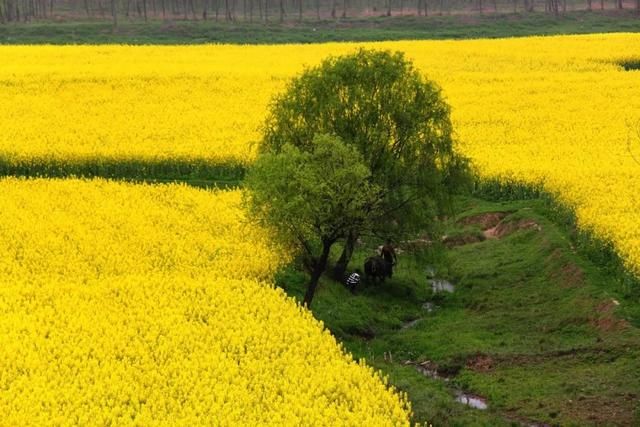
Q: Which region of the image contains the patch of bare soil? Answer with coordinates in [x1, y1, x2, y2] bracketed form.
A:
[545, 247, 563, 263]
[483, 345, 636, 371]
[563, 395, 639, 426]
[502, 411, 551, 427]
[347, 326, 375, 341]
[455, 211, 540, 241]
[442, 233, 484, 247]
[556, 262, 584, 288]
[591, 300, 630, 333]
[545, 248, 585, 287]
[466, 353, 494, 373]
[457, 212, 509, 229]
[484, 218, 542, 239]
[404, 359, 459, 380]
[399, 236, 432, 252]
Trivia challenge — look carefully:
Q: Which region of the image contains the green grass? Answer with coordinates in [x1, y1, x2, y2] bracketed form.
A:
[0, 156, 245, 188]
[620, 59, 640, 70]
[1, 11, 639, 44]
[276, 196, 640, 425]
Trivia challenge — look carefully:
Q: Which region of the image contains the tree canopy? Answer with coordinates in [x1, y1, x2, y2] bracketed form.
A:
[244, 134, 381, 306]
[261, 49, 470, 277]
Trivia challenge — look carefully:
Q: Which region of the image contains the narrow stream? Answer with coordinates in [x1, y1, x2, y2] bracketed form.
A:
[455, 392, 488, 410]
[412, 277, 489, 410]
[411, 362, 488, 410]
[430, 279, 455, 293]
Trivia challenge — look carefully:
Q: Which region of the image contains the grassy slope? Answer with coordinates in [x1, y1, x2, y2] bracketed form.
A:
[276, 197, 640, 426]
[1, 11, 640, 44]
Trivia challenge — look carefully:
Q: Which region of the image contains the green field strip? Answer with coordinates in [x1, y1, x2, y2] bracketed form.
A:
[0, 155, 246, 185]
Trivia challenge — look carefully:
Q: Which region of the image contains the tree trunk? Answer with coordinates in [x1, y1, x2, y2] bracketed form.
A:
[303, 240, 333, 308]
[600, 0, 603, 10]
[586, 0, 591, 10]
[341, 0, 345, 17]
[330, 0, 335, 17]
[332, 231, 357, 281]
[278, 0, 283, 20]
[142, 0, 147, 20]
[111, 0, 117, 30]
[315, 0, 319, 19]
[386, 0, 390, 15]
[298, 0, 302, 21]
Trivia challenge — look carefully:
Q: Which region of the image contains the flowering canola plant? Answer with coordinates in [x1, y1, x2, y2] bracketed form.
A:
[2, 35, 640, 423]
[0, 178, 411, 425]
[2, 35, 640, 274]
[0, 178, 281, 282]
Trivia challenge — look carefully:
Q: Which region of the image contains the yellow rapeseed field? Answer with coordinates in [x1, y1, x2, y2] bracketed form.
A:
[0, 178, 281, 282]
[1, 35, 639, 423]
[0, 178, 411, 425]
[1, 35, 640, 274]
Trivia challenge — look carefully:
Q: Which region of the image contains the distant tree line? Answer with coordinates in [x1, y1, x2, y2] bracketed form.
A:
[0, 0, 638, 24]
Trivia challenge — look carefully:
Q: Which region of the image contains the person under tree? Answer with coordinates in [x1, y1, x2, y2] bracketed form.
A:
[380, 239, 397, 278]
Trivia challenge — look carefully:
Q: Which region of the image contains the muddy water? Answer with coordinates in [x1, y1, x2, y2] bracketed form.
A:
[455, 392, 488, 410]
[411, 362, 488, 410]
[425, 265, 437, 279]
[401, 318, 422, 329]
[414, 364, 449, 382]
[431, 279, 455, 293]
[422, 302, 436, 312]
[417, 279, 492, 411]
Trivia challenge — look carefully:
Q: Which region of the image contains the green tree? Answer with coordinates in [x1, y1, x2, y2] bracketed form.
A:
[244, 134, 381, 307]
[261, 49, 469, 279]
